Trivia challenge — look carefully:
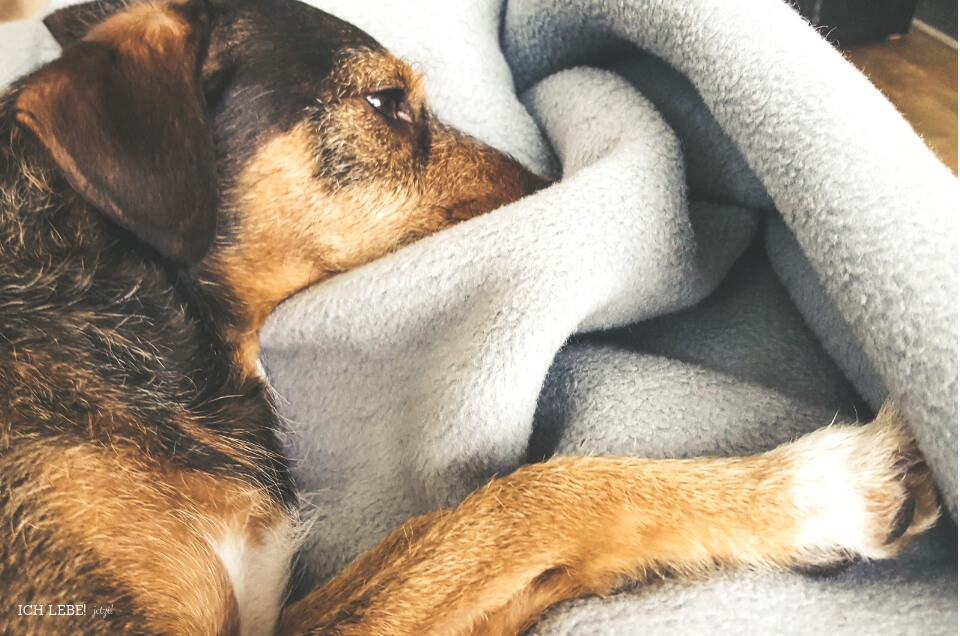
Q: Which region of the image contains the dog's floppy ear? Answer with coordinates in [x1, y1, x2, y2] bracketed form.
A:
[16, 0, 217, 266]
[43, 0, 128, 48]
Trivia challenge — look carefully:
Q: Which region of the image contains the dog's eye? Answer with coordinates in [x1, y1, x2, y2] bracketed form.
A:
[365, 89, 414, 124]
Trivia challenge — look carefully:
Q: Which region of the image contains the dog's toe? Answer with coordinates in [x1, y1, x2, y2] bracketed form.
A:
[783, 401, 940, 566]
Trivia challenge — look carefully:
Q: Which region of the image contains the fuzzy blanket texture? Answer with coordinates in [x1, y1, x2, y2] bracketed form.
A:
[2, 0, 957, 633]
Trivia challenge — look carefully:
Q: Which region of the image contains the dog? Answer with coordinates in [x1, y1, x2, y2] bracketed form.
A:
[0, 0, 940, 634]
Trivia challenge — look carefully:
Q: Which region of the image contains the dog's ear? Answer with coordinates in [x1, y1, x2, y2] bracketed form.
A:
[43, 0, 128, 48]
[16, 0, 217, 266]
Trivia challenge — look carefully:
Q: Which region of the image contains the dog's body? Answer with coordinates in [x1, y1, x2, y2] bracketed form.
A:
[0, 0, 940, 634]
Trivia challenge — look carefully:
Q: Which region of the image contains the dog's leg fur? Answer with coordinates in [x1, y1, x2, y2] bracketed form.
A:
[279, 403, 938, 635]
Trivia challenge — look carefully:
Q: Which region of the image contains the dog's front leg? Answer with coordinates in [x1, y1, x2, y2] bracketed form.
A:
[278, 402, 938, 636]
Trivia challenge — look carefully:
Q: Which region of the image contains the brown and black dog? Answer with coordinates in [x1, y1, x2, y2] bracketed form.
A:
[0, 0, 940, 634]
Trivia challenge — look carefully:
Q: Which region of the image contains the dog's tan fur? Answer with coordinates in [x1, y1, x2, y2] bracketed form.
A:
[202, 108, 539, 375]
[32, 443, 249, 632]
[0, 1, 939, 634]
[277, 403, 939, 635]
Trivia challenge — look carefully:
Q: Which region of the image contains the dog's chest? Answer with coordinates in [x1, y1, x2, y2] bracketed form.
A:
[211, 515, 300, 636]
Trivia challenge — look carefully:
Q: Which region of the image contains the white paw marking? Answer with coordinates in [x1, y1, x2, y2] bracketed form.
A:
[786, 410, 936, 562]
[790, 425, 885, 558]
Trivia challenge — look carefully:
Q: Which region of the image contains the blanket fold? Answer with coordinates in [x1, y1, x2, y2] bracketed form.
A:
[503, 0, 958, 520]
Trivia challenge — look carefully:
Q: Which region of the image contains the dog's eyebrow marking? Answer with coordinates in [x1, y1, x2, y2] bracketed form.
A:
[329, 47, 426, 104]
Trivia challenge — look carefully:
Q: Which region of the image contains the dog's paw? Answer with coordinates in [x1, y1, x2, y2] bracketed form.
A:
[784, 401, 939, 565]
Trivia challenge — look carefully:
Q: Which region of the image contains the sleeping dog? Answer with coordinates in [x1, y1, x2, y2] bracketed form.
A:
[0, 0, 939, 633]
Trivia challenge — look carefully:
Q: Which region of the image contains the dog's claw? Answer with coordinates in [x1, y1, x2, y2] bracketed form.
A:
[793, 556, 859, 578]
[884, 495, 916, 544]
[892, 457, 925, 476]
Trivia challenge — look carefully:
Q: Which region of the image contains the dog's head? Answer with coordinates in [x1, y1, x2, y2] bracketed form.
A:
[14, 0, 545, 339]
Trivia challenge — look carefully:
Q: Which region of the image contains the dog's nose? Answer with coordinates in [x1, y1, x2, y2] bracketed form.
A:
[426, 125, 555, 221]
[523, 172, 554, 196]
[449, 164, 550, 219]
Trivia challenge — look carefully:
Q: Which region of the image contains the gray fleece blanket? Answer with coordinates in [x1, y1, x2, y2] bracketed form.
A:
[2, 0, 957, 633]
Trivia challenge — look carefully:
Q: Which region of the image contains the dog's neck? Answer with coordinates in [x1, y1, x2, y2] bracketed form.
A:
[192, 256, 278, 380]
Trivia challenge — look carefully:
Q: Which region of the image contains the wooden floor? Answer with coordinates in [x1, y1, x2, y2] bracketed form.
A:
[845, 25, 958, 174]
